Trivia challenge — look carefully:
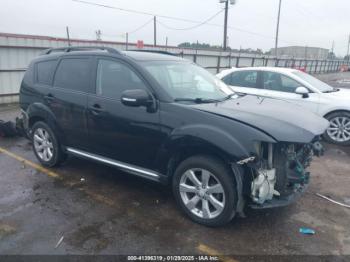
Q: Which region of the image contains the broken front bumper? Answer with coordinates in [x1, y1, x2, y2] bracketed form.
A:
[249, 182, 309, 209]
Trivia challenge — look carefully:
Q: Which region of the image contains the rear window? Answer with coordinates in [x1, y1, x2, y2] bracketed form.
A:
[36, 60, 57, 85]
[53, 58, 90, 92]
[230, 71, 258, 88]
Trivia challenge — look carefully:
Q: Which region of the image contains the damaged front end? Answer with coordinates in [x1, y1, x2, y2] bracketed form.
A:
[245, 138, 324, 209]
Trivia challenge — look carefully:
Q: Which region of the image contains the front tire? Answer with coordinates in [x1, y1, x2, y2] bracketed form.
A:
[324, 112, 350, 145]
[31, 121, 66, 167]
[172, 155, 237, 227]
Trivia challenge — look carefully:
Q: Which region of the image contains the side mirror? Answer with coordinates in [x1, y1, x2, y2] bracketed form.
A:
[121, 89, 153, 107]
[295, 86, 309, 98]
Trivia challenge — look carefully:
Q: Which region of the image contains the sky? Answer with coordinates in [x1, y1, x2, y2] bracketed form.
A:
[1, 0, 350, 56]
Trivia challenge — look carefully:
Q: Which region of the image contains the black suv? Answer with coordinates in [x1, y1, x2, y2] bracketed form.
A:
[20, 46, 328, 226]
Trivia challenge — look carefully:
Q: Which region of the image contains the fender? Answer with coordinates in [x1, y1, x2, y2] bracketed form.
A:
[26, 102, 66, 144]
[155, 123, 276, 176]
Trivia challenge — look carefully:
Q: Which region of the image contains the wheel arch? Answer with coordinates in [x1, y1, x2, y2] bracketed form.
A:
[26, 103, 65, 144]
[165, 141, 232, 179]
[323, 109, 350, 118]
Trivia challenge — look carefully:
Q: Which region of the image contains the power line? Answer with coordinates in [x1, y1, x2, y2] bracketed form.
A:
[72, 0, 210, 24]
[156, 9, 224, 31]
[88, 18, 153, 39]
[128, 17, 153, 34]
[72, 0, 299, 45]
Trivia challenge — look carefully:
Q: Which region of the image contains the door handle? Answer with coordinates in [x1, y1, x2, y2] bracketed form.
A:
[44, 94, 55, 102]
[89, 104, 104, 115]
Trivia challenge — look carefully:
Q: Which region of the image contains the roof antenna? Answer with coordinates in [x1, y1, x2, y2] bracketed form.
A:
[66, 26, 71, 46]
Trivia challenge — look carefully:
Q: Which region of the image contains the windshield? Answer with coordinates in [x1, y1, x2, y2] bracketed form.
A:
[143, 61, 233, 102]
[293, 71, 334, 92]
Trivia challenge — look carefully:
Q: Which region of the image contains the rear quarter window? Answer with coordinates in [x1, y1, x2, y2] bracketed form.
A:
[36, 60, 57, 85]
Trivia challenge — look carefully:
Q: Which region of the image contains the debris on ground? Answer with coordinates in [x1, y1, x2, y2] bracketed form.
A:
[316, 193, 350, 208]
[0, 224, 16, 238]
[0, 120, 18, 137]
[299, 227, 316, 235]
[55, 236, 64, 249]
[0, 117, 26, 138]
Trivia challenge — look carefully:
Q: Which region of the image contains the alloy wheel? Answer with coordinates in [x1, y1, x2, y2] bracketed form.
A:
[179, 168, 225, 219]
[327, 116, 350, 142]
[33, 128, 54, 162]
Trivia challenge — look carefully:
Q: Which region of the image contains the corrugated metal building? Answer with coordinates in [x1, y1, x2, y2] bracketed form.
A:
[270, 46, 329, 60]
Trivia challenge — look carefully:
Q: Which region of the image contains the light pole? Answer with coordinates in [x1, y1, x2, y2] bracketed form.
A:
[346, 34, 350, 61]
[274, 0, 282, 58]
[153, 16, 157, 47]
[220, 0, 236, 51]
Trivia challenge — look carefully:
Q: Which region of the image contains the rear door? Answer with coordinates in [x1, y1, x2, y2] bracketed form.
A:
[223, 70, 266, 96]
[48, 56, 93, 149]
[86, 57, 162, 170]
[259, 71, 320, 113]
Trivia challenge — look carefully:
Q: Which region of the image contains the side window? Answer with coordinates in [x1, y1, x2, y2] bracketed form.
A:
[263, 72, 301, 93]
[36, 60, 57, 85]
[53, 58, 90, 92]
[221, 74, 232, 85]
[96, 59, 148, 99]
[230, 71, 258, 88]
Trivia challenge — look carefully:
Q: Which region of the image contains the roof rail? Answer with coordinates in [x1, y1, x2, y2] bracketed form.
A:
[41, 46, 121, 55]
[129, 49, 178, 56]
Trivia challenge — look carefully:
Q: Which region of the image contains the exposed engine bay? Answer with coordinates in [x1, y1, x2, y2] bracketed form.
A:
[249, 140, 324, 206]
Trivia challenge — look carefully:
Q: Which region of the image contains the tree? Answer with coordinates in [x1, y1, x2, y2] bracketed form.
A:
[177, 42, 265, 54]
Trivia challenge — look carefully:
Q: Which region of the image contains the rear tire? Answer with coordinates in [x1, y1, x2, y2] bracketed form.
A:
[172, 155, 237, 227]
[323, 112, 350, 145]
[31, 121, 66, 167]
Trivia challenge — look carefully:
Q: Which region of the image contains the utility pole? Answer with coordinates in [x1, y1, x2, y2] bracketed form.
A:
[220, 0, 236, 51]
[153, 16, 157, 47]
[274, 0, 282, 58]
[165, 36, 168, 50]
[346, 34, 350, 61]
[66, 26, 71, 46]
[125, 32, 129, 50]
[223, 0, 229, 50]
[331, 40, 335, 58]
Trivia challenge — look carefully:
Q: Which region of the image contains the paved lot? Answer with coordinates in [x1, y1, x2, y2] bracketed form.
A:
[0, 72, 350, 257]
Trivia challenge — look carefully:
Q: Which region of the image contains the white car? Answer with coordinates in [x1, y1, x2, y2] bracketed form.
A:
[217, 67, 350, 145]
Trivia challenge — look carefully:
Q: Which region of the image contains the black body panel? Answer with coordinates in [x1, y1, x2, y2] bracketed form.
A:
[19, 49, 328, 182]
[190, 95, 329, 143]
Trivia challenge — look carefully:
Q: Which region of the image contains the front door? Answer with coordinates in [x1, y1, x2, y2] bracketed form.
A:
[259, 71, 320, 113]
[87, 57, 162, 170]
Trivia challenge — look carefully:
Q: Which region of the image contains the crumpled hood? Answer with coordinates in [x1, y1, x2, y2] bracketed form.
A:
[190, 95, 329, 143]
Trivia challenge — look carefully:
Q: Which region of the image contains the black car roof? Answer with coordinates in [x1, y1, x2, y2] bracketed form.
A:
[34, 49, 185, 63]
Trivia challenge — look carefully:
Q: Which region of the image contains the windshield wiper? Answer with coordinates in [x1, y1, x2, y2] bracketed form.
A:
[174, 98, 220, 103]
[222, 93, 236, 100]
[323, 88, 339, 93]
